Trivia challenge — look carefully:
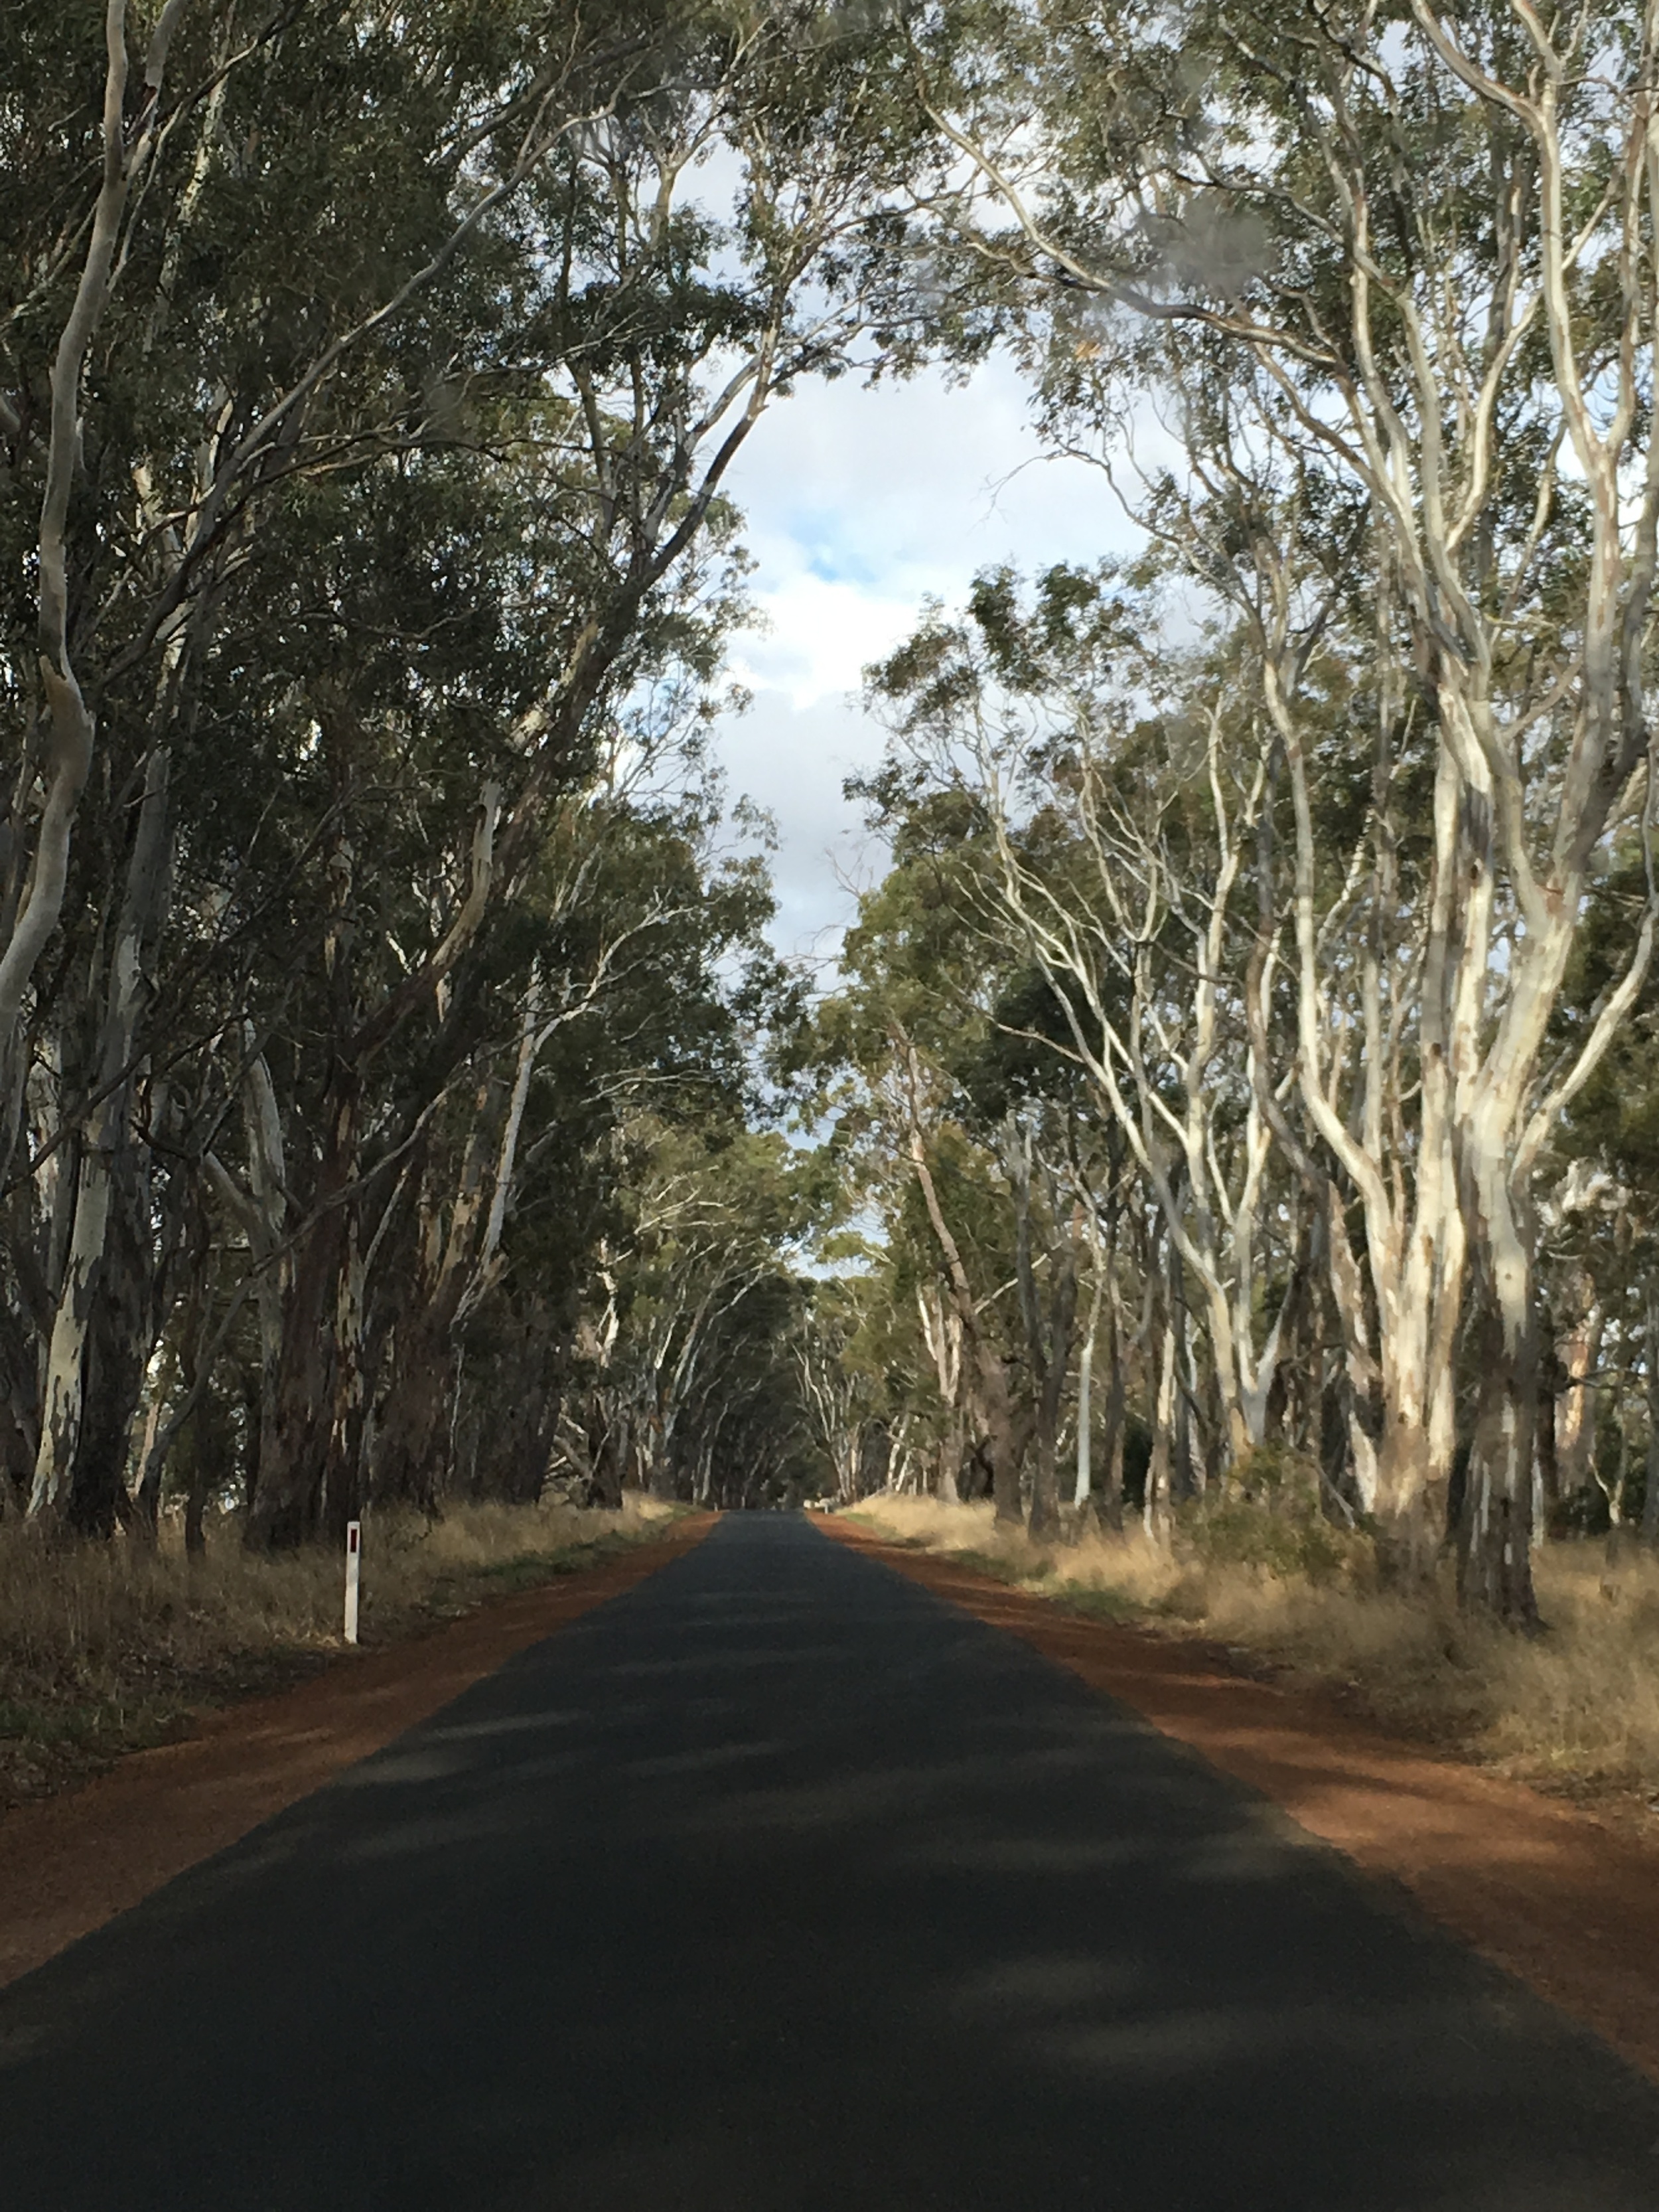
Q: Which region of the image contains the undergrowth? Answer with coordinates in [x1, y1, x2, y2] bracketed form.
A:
[0, 1496, 680, 1808]
[844, 1493, 1659, 1810]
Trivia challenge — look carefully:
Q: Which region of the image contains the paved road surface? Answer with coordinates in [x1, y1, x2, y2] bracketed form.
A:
[5, 1514, 1658, 2210]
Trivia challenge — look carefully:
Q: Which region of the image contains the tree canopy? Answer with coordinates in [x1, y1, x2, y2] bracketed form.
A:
[4, 0, 1659, 1639]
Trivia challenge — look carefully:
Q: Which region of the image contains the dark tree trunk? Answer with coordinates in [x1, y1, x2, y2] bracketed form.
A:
[374, 1299, 456, 1512]
[184, 1369, 236, 1558]
[1536, 1345, 1561, 1530]
[1457, 1280, 1541, 1625]
[246, 1073, 355, 1549]
[974, 1341, 1030, 1524]
[66, 1153, 151, 1536]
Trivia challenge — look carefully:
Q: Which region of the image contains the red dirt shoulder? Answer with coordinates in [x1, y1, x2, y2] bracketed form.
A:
[0, 1515, 715, 1991]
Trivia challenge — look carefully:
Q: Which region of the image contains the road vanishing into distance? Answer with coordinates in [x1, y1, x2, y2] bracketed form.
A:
[5, 1514, 1659, 2210]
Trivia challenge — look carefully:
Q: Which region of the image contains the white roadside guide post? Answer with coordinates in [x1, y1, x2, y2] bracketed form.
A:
[344, 1520, 362, 1645]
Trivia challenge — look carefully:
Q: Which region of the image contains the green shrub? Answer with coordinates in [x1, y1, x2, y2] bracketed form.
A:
[1184, 1445, 1360, 1585]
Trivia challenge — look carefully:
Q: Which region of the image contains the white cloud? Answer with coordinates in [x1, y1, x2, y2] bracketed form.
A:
[729, 576, 920, 711]
[714, 355, 1143, 962]
[720, 690, 881, 968]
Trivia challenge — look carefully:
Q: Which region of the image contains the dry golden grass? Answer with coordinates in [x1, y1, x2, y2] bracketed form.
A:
[0, 1495, 680, 1807]
[845, 1495, 1659, 1808]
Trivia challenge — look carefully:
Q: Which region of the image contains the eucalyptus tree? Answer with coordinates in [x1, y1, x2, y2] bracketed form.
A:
[814, 789, 1049, 1520]
[900, 0, 1659, 1617]
[794, 1267, 897, 1505]
[2, 1, 944, 1538]
[367, 749, 786, 1514]
[569, 1116, 829, 1505]
[119, 719, 799, 1529]
[867, 567, 1299, 1493]
[1532, 859, 1659, 1542]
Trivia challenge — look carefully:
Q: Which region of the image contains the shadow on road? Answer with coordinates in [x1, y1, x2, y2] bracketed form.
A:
[3, 1514, 1656, 2211]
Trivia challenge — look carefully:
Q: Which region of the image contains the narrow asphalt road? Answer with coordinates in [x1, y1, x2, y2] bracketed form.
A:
[5, 1514, 1658, 2211]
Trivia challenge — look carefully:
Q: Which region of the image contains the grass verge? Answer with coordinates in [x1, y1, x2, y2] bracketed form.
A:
[0, 1497, 685, 1810]
[843, 1496, 1659, 1819]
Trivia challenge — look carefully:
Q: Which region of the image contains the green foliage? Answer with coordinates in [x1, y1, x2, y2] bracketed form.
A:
[0, 0, 940, 1536]
[1184, 1449, 1357, 1587]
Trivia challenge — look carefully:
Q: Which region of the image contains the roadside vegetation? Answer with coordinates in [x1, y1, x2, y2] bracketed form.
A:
[844, 1496, 1659, 1818]
[0, 1499, 682, 1809]
[5, 3, 1659, 1856]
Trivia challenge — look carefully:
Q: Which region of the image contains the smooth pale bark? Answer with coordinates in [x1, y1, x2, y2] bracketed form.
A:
[1263, 40, 1657, 1609]
[916, 1286, 965, 1503]
[1258, 642, 1468, 1584]
[10, 28, 884, 1541]
[892, 1029, 1031, 1519]
[129, 1345, 173, 1539]
[3, 5, 127, 1124]
[1145, 1309, 1177, 1545]
[28, 749, 171, 1528]
[0, 4, 188, 1161]
[1074, 1324, 1094, 1509]
[977, 717, 1281, 1478]
[796, 1332, 867, 1503]
[935, 5, 1659, 1617]
[1555, 1293, 1604, 1502]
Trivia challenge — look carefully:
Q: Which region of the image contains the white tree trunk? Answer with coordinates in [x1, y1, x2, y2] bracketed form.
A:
[29, 747, 171, 1519]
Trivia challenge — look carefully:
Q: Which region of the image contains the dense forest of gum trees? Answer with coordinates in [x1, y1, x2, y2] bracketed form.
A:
[5, 5, 1659, 1631]
[0, 1, 908, 1539]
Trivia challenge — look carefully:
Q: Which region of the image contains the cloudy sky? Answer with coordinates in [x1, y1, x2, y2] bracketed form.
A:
[711, 356, 1142, 971]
